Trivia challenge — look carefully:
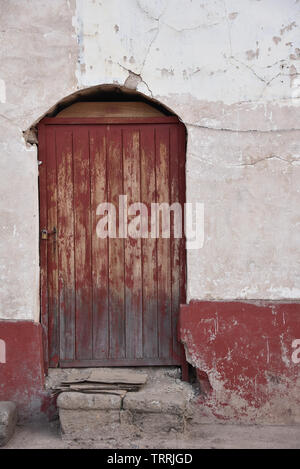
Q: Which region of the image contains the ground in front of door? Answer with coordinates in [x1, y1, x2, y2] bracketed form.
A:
[3, 420, 300, 449]
[3, 367, 300, 449]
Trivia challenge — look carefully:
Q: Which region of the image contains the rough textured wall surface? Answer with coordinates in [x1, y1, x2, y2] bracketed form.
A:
[180, 301, 300, 424]
[0, 0, 78, 321]
[0, 321, 54, 422]
[0, 0, 300, 321]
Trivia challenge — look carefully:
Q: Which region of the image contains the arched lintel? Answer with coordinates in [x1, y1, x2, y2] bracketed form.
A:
[23, 84, 185, 146]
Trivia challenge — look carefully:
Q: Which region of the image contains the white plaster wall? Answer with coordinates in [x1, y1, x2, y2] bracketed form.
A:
[0, 0, 78, 321]
[0, 0, 300, 320]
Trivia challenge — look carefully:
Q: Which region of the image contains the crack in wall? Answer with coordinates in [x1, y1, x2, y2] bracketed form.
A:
[259, 72, 283, 99]
[160, 20, 221, 33]
[136, 0, 167, 22]
[234, 155, 299, 166]
[186, 122, 300, 133]
[223, 0, 233, 58]
[189, 152, 300, 168]
[139, 26, 160, 77]
[227, 55, 293, 98]
[230, 57, 267, 84]
[118, 62, 154, 97]
[0, 114, 14, 124]
[181, 341, 213, 398]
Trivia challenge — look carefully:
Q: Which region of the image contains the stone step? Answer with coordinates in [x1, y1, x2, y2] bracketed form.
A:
[46, 366, 182, 390]
[56, 368, 194, 442]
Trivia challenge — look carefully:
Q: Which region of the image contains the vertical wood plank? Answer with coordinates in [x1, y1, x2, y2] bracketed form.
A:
[38, 123, 49, 369]
[107, 126, 125, 358]
[56, 127, 75, 361]
[46, 126, 59, 366]
[73, 126, 93, 360]
[178, 123, 187, 370]
[156, 125, 172, 359]
[140, 126, 158, 358]
[170, 124, 182, 361]
[123, 127, 143, 358]
[178, 124, 187, 306]
[90, 127, 109, 358]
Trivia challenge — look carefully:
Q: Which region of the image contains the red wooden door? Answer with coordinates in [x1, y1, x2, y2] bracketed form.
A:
[38, 118, 186, 369]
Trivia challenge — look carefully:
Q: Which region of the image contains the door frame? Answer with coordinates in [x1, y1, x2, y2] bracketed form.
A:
[38, 115, 188, 378]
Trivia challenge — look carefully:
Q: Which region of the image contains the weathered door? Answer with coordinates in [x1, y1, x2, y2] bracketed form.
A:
[39, 117, 186, 370]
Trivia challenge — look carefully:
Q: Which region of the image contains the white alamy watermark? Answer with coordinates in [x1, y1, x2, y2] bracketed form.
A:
[292, 339, 300, 364]
[0, 339, 6, 364]
[291, 76, 300, 100]
[96, 195, 204, 250]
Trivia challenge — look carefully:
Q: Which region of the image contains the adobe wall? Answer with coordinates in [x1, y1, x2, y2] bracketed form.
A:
[0, 0, 299, 422]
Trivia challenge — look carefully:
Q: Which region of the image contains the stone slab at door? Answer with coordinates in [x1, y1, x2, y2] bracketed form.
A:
[38, 117, 186, 370]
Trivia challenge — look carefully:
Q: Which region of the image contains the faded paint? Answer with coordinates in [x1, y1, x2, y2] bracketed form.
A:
[180, 301, 300, 424]
[39, 121, 186, 367]
[0, 0, 78, 322]
[0, 321, 54, 421]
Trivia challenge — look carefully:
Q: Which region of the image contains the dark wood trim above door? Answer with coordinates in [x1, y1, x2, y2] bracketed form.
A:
[41, 116, 180, 126]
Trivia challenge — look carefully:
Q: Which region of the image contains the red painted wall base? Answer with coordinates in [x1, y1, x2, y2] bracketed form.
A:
[0, 321, 55, 422]
[1, 303, 300, 424]
[179, 301, 300, 424]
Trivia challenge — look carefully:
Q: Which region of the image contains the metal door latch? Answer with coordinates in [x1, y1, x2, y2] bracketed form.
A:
[41, 227, 56, 240]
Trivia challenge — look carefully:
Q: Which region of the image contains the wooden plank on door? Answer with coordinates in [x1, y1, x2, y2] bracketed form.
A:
[90, 127, 109, 359]
[140, 126, 158, 358]
[170, 125, 182, 362]
[156, 125, 172, 359]
[123, 127, 143, 359]
[38, 123, 49, 369]
[73, 127, 93, 360]
[178, 124, 187, 371]
[107, 126, 125, 359]
[46, 126, 59, 366]
[178, 124, 187, 307]
[56, 127, 75, 361]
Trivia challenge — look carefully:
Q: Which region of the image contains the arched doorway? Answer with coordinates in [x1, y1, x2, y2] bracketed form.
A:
[38, 87, 187, 376]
